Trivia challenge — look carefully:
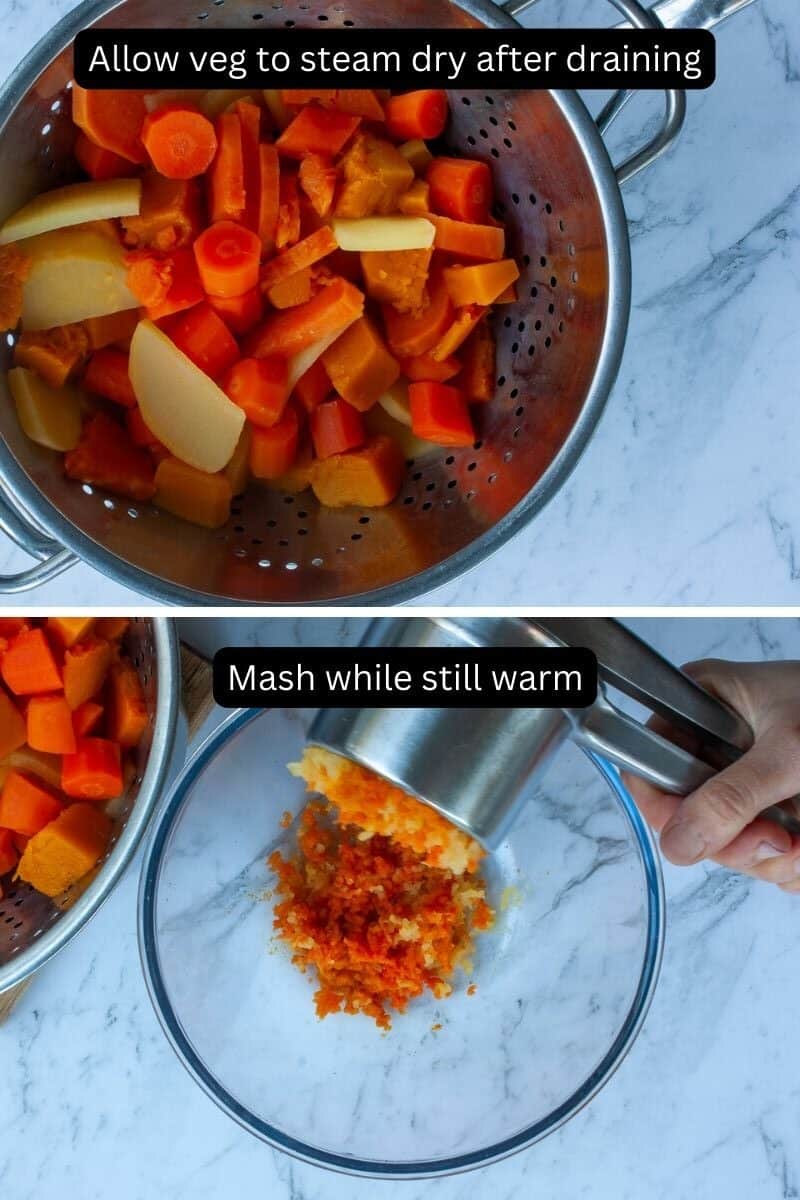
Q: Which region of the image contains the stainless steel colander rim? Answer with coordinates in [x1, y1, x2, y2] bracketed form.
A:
[0, 617, 180, 994]
[0, 0, 631, 606]
[138, 708, 663, 1179]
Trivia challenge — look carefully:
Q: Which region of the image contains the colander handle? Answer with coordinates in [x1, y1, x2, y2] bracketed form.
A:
[0, 492, 77, 592]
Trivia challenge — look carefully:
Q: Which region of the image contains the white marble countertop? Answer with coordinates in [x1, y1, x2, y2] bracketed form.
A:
[0, 0, 797, 605]
[3, 615, 800, 1199]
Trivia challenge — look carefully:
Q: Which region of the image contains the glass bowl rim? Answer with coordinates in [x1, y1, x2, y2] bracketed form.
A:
[138, 707, 665, 1180]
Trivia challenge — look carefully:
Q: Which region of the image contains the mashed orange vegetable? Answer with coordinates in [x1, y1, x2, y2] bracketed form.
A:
[270, 752, 493, 1031]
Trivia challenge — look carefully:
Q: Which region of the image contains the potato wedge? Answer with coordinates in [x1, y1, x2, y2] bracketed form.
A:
[9, 366, 83, 451]
[0, 179, 141, 245]
[129, 319, 244, 473]
[332, 216, 435, 252]
[20, 228, 138, 331]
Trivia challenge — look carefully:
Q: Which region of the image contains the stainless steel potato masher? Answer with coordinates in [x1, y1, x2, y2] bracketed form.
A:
[0, 0, 753, 604]
[310, 617, 800, 847]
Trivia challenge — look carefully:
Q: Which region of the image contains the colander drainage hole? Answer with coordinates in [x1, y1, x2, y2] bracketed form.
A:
[358, 515, 370, 524]
[445, 455, 455, 465]
[510, 388, 519, 399]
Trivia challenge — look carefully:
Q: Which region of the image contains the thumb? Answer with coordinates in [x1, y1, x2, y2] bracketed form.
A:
[660, 724, 800, 865]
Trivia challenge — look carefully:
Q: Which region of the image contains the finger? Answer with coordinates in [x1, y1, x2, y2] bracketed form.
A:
[710, 817, 793, 872]
[660, 724, 800, 865]
[621, 772, 681, 833]
[779, 878, 800, 894]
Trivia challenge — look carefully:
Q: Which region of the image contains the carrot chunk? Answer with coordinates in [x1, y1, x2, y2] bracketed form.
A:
[258, 144, 281, 253]
[74, 131, 134, 181]
[27, 694, 76, 755]
[321, 316, 399, 413]
[431, 305, 487, 361]
[249, 406, 300, 479]
[293, 358, 332, 414]
[72, 700, 104, 737]
[62, 737, 123, 801]
[0, 770, 62, 836]
[311, 397, 365, 459]
[141, 103, 218, 179]
[409, 381, 475, 446]
[65, 413, 157, 503]
[260, 226, 337, 291]
[164, 301, 240, 379]
[0, 690, 26, 760]
[382, 273, 453, 358]
[207, 287, 263, 335]
[0, 828, 18, 876]
[233, 100, 262, 232]
[310, 435, 405, 508]
[93, 618, 129, 641]
[430, 215, 505, 262]
[2, 628, 62, 696]
[126, 247, 205, 321]
[385, 90, 448, 141]
[400, 352, 461, 383]
[194, 220, 262, 298]
[224, 356, 289, 427]
[83, 347, 137, 408]
[63, 638, 113, 710]
[121, 173, 203, 252]
[126, 405, 163, 450]
[106, 659, 148, 747]
[208, 112, 246, 223]
[245, 276, 364, 359]
[458, 322, 496, 403]
[276, 105, 360, 160]
[16, 803, 113, 897]
[427, 157, 493, 224]
[443, 259, 520, 307]
[71, 86, 147, 164]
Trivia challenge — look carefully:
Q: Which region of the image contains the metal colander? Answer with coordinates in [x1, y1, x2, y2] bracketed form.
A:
[0, 617, 180, 999]
[0, 0, 739, 603]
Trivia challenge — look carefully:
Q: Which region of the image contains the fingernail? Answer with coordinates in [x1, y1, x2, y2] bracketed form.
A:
[752, 841, 787, 864]
[660, 821, 708, 864]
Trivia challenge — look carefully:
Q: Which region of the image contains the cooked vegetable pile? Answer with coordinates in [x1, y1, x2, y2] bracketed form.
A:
[0, 86, 519, 527]
[0, 617, 145, 902]
[270, 747, 494, 1031]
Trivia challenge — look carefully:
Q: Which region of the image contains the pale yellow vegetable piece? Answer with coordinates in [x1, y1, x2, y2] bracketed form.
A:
[332, 216, 435, 253]
[129, 319, 244, 474]
[0, 179, 141, 245]
[378, 378, 412, 427]
[202, 90, 263, 118]
[398, 139, 434, 174]
[3, 746, 63, 789]
[20, 228, 139, 331]
[286, 316, 360, 392]
[8, 366, 83, 451]
[143, 89, 206, 112]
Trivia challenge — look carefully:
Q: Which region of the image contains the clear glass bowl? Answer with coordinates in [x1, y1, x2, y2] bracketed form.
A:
[138, 708, 663, 1179]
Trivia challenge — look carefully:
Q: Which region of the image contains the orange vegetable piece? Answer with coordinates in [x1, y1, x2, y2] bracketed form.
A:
[311, 397, 365, 459]
[398, 179, 430, 216]
[126, 247, 204, 321]
[164, 301, 240, 379]
[335, 132, 414, 219]
[94, 618, 129, 641]
[262, 438, 314, 494]
[333, 90, 386, 121]
[266, 268, 314, 310]
[154, 456, 233, 529]
[275, 174, 301, 249]
[280, 89, 337, 107]
[83, 309, 140, 351]
[0, 770, 62, 836]
[126, 405, 162, 450]
[443, 259, 520, 307]
[63, 638, 113, 711]
[0, 690, 26, 760]
[431, 305, 487, 361]
[0, 619, 27, 637]
[71, 85, 147, 164]
[208, 112, 246, 223]
[74, 130, 133, 181]
[65, 413, 157, 503]
[427, 157, 493, 224]
[141, 103, 218, 179]
[249, 406, 300, 479]
[207, 287, 263, 335]
[62, 737, 122, 801]
[0, 828, 17, 876]
[360, 246, 432, 314]
[72, 699, 104, 737]
[194, 220, 262, 298]
[83, 347, 136, 408]
[495, 282, 517, 304]
[2, 628, 62, 696]
[310, 434, 405, 508]
[0, 243, 31, 332]
[276, 105, 360, 160]
[382, 273, 453, 358]
[224, 356, 289, 428]
[385, 90, 448, 141]
[13, 324, 90, 389]
[409, 381, 475, 447]
[260, 226, 337, 291]
[293, 358, 331, 414]
[298, 153, 338, 219]
[27, 694, 77, 755]
[46, 617, 95, 649]
[431, 215, 505, 262]
[106, 658, 148, 747]
[458, 322, 496, 403]
[121, 173, 203, 252]
[321, 316, 399, 413]
[233, 100, 262, 232]
[16, 802, 113, 897]
[400, 352, 461, 383]
[245, 276, 364, 359]
[258, 144, 280, 253]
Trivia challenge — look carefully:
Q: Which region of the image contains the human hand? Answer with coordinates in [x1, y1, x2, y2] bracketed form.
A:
[623, 659, 800, 891]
